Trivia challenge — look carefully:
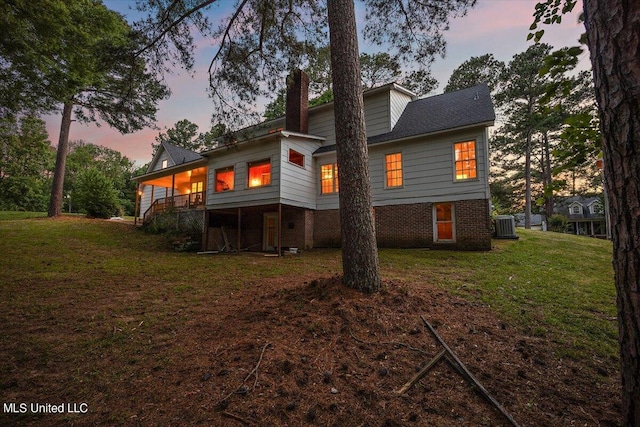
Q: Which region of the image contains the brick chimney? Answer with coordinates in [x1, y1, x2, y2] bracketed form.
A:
[285, 69, 309, 134]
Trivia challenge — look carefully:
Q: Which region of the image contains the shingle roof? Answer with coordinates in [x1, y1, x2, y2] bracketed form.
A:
[314, 83, 495, 154]
[162, 141, 203, 165]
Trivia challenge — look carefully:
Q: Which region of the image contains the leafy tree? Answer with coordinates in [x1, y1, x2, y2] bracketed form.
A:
[0, 0, 170, 218]
[492, 44, 555, 227]
[64, 141, 137, 215]
[444, 54, 505, 93]
[491, 43, 591, 225]
[0, 116, 54, 211]
[152, 119, 223, 154]
[135, 0, 477, 293]
[400, 69, 438, 97]
[532, 1, 640, 420]
[73, 167, 121, 218]
[359, 52, 401, 89]
[263, 89, 287, 121]
[262, 51, 436, 121]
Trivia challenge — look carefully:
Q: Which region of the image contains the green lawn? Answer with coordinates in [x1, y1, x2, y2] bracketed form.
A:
[0, 215, 617, 363]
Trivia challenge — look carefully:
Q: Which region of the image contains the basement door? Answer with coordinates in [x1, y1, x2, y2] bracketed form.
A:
[263, 212, 279, 251]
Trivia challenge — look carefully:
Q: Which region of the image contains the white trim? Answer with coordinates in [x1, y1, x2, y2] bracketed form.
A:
[433, 202, 456, 243]
[383, 151, 404, 189]
[452, 139, 479, 182]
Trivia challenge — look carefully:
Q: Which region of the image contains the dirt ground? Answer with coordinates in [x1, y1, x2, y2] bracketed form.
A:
[2, 272, 621, 426]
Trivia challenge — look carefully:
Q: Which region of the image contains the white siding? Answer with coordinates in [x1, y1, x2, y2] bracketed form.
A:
[279, 137, 322, 209]
[390, 90, 413, 129]
[151, 151, 172, 172]
[314, 154, 340, 210]
[369, 128, 490, 206]
[206, 139, 282, 209]
[308, 107, 336, 147]
[139, 184, 152, 217]
[363, 90, 391, 137]
[307, 88, 394, 148]
[314, 127, 490, 211]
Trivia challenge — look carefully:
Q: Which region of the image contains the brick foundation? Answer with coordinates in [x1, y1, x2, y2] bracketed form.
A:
[314, 199, 491, 250]
[207, 199, 491, 251]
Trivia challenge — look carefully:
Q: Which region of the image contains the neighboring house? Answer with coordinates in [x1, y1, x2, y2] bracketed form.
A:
[514, 213, 546, 231]
[134, 70, 496, 252]
[555, 196, 607, 237]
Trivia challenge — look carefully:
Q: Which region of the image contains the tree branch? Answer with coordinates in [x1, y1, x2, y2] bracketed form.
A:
[208, 0, 250, 75]
[136, 0, 218, 57]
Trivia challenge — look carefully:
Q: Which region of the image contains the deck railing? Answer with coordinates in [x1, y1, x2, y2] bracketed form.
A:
[143, 191, 205, 222]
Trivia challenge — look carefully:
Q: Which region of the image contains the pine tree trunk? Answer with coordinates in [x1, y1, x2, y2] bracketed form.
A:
[524, 132, 532, 229]
[543, 132, 554, 218]
[48, 101, 73, 217]
[326, 0, 381, 293]
[583, 0, 640, 424]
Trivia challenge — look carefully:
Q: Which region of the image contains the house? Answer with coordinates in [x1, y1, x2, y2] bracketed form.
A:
[134, 70, 496, 252]
[514, 213, 546, 230]
[555, 196, 607, 237]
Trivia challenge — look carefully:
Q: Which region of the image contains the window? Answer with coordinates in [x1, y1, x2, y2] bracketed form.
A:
[320, 163, 339, 194]
[248, 159, 271, 188]
[215, 167, 234, 192]
[454, 141, 477, 180]
[590, 202, 603, 214]
[191, 181, 204, 205]
[435, 203, 455, 242]
[288, 149, 305, 168]
[191, 181, 203, 193]
[161, 159, 168, 169]
[385, 153, 403, 188]
[570, 204, 582, 215]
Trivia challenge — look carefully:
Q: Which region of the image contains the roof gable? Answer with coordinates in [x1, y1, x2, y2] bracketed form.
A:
[145, 141, 204, 174]
[314, 84, 495, 154]
[162, 141, 203, 165]
[369, 83, 495, 144]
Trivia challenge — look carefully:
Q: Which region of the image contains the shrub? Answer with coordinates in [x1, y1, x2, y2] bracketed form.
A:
[548, 214, 568, 233]
[74, 167, 121, 218]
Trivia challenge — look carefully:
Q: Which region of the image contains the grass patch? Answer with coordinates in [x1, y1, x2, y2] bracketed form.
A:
[0, 217, 619, 426]
[379, 229, 617, 359]
[0, 211, 48, 220]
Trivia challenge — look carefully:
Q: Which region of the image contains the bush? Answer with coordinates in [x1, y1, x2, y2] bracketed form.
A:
[548, 214, 568, 233]
[73, 168, 121, 218]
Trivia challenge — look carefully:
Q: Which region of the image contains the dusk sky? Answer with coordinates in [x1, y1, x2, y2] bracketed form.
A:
[43, 0, 588, 165]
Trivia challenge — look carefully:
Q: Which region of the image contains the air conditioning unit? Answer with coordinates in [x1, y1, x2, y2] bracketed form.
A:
[494, 215, 518, 239]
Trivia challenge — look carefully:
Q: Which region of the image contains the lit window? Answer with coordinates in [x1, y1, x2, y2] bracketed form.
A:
[454, 141, 477, 180]
[385, 153, 403, 188]
[161, 159, 168, 169]
[289, 149, 304, 168]
[320, 163, 339, 194]
[191, 181, 203, 193]
[215, 167, 234, 192]
[435, 203, 455, 242]
[248, 159, 271, 188]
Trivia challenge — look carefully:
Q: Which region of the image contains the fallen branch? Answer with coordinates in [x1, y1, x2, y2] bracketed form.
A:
[248, 342, 271, 390]
[349, 329, 428, 354]
[221, 410, 257, 426]
[420, 316, 521, 427]
[219, 342, 272, 403]
[395, 349, 446, 395]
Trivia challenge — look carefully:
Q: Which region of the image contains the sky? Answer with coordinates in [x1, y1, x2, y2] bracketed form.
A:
[43, 0, 588, 165]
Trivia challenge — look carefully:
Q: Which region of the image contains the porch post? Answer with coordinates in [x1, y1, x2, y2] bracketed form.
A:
[278, 203, 282, 257]
[237, 208, 242, 255]
[171, 174, 175, 205]
[134, 183, 140, 225]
